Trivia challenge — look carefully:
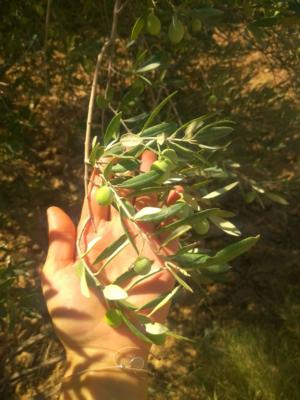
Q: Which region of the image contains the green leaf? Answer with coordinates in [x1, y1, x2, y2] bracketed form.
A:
[265, 191, 289, 205]
[166, 331, 195, 343]
[89, 143, 104, 166]
[119, 311, 153, 344]
[120, 134, 144, 148]
[209, 215, 241, 237]
[137, 62, 161, 73]
[140, 122, 176, 137]
[104, 309, 123, 327]
[131, 16, 145, 41]
[169, 142, 196, 160]
[113, 268, 136, 285]
[146, 286, 181, 317]
[93, 234, 128, 265]
[166, 262, 193, 292]
[124, 112, 149, 124]
[75, 260, 90, 298]
[118, 170, 162, 189]
[134, 203, 185, 223]
[160, 225, 192, 247]
[111, 158, 140, 173]
[203, 181, 239, 199]
[193, 7, 224, 18]
[104, 112, 122, 146]
[96, 94, 109, 109]
[119, 208, 139, 254]
[141, 92, 177, 134]
[202, 264, 231, 274]
[145, 322, 168, 335]
[103, 284, 128, 301]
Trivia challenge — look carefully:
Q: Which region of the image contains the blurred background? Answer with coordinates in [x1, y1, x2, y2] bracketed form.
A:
[1, 1, 300, 399]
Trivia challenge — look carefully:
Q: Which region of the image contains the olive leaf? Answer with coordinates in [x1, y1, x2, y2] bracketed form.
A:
[131, 16, 144, 41]
[165, 262, 193, 292]
[104, 112, 122, 146]
[209, 215, 241, 237]
[118, 170, 162, 189]
[75, 260, 90, 298]
[146, 286, 181, 317]
[134, 203, 185, 223]
[141, 91, 177, 134]
[103, 284, 128, 301]
[119, 310, 154, 344]
[93, 234, 128, 265]
[203, 181, 239, 199]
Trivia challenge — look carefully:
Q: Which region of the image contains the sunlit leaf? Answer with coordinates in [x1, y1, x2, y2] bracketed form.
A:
[265, 191, 289, 205]
[75, 260, 90, 298]
[103, 284, 128, 301]
[203, 181, 239, 199]
[209, 215, 241, 237]
[146, 286, 181, 317]
[145, 322, 168, 335]
[166, 262, 193, 292]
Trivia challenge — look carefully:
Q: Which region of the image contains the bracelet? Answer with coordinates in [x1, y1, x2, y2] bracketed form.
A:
[63, 347, 152, 381]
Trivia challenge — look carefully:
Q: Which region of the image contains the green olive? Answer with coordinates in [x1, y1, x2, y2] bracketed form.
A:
[147, 13, 161, 36]
[133, 257, 153, 275]
[104, 309, 123, 328]
[168, 16, 185, 44]
[191, 18, 202, 32]
[151, 159, 171, 174]
[95, 185, 114, 206]
[161, 148, 178, 164]
[193, 218, 210, 235]
[208, 94, 218, 106]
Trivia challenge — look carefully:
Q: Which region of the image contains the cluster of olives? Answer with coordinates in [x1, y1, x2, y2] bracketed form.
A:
[146, 10, 203, 43]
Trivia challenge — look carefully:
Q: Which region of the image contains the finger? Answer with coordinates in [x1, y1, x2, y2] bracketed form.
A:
[79, 169, 110, 229]
[166, 185, 184, 205]
[134, 150, 158, 210]
[45, 206, 76, 270]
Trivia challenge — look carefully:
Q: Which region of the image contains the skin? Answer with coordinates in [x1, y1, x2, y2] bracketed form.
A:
[41, 150, 182, 400]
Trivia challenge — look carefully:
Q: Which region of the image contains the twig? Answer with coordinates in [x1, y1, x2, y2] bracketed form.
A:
[84, 0, 123, 218]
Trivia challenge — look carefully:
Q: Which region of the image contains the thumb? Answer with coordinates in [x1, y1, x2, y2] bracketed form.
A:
[45, 206, 76, 269]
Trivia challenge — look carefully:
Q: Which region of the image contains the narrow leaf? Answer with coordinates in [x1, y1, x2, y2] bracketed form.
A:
[145, 322, 168, 335]
[141, 92, 177, 134]
[93, 234, 128, 265]
[120, 311, 153, 344]
[265, 192, 289, 205]
[104, 112, 122, 146]
[103, 284, 128, 301]
[209, 216, 241, 237]
[166, 262, 193, 292]
[147, 286, 181, 317]
[160, 225, 191, 247]
[131, 16, 144, 41]
[119, 208, 139, 254]
[203, 181, 239, 199]
[75, 260, 90, 298]
[118, 170, 162, 189]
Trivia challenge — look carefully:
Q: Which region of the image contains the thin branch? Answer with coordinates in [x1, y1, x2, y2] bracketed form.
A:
[44, 0, 52, 92]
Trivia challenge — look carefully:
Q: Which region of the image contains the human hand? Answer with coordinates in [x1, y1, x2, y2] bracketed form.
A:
[41, 150, 181, 376]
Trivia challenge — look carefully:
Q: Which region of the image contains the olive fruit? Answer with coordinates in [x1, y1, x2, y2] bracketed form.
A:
[208, 94, 218, 106]
[161, 148, 178, 164]
[191, 18, 202, 32]
[133, 257, 153, 275]
[105, 309, 123, 328]
[147, 13, 161, 36]
[151, 159, 172, 183]
[193, 218, 210, 235]
[168, 16, 185, 44]
[151, 159, 171, 173]
[95, 185, 114, 206]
